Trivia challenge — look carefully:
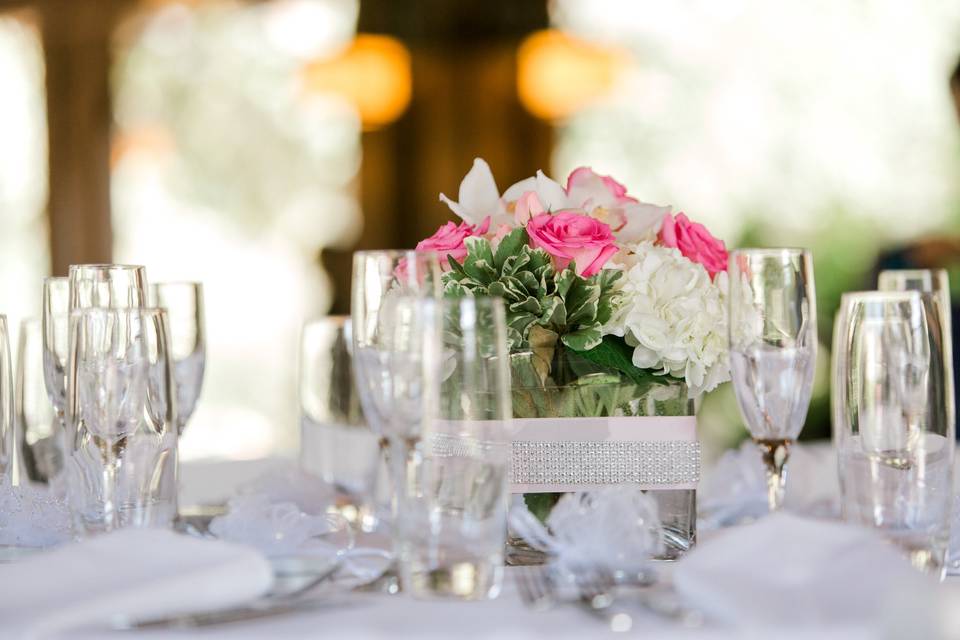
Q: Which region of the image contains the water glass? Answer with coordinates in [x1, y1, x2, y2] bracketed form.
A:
[728, 248, 817, 511]
[0, 315, 12, 481]
[832, 291, 954, 576]
[394, 296, 511, 600]
[878, 269, 955, 435]
[299, 316, 378, 528]
[65, 308, 178, 534]
[16, 319, 64, 485]
[150, 282, 205, 434]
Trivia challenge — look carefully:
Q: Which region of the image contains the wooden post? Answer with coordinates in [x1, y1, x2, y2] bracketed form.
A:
[38, 0, 127, 275]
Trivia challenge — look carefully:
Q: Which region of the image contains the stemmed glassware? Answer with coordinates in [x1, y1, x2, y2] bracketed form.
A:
[16, 319, 63, 484]
[0, 315, 12, 481]
[832, 291, 954, 576]
[41, 277, 70, 436]
[727, 248, 818, 511]
[350, 250, 442, 523]
[150, 282, 205, 434]
[68, 264, 148, 310]
[66, 307, 177, 533]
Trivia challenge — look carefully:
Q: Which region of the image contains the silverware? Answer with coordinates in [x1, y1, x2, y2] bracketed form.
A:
[515, 564, 703, 628]
[118, 560, 343, 629]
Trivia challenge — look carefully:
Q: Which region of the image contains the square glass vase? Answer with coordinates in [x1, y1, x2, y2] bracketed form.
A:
[505, 348, 698, 565]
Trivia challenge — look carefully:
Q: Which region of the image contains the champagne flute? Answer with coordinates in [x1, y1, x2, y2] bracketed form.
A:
[0, 315, 12, 481]
[66, 307, 177, 533]
[150, 282, 205, 434]
[350, 251, 441, 519]
[68, 264, 148, 310]
[728, 248, 817, 511]
[832, 291, 953, 576]
[16, 319, 64, 485]
[41, 277, 70, 432]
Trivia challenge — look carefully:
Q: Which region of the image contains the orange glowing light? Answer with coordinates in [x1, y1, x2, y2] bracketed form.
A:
[111, 126, 174, 168]
[302, 34, 412, 130]
[517, 29, 628, 121]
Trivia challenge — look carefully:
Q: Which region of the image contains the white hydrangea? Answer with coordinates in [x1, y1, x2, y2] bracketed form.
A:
[604, 242, 730, 396]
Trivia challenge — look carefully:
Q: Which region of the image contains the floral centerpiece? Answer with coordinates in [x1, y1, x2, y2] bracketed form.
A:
[418, 158, 730, 561]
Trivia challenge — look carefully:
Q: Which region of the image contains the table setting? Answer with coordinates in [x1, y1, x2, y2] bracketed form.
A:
[2, 160, 960, 639]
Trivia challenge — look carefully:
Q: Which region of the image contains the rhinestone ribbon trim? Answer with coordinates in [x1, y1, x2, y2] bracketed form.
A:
[510, 416, 700, 492]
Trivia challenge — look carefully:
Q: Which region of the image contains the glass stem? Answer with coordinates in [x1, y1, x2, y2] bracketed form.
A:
[755, 438, 791, 511]
[101, 445, 119, 532]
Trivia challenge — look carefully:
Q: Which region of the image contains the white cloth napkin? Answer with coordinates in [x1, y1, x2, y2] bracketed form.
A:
[209, 469, 392, 584]
[673, 513, 932, 628]
[0, 528, 273, 640]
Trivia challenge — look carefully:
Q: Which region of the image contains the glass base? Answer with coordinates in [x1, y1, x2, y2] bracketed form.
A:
[506, 488, 696, 565]
[402, 559, 503, 600]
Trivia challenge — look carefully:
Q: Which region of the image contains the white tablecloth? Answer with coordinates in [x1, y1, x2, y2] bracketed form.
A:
[31, 458, 924, 639]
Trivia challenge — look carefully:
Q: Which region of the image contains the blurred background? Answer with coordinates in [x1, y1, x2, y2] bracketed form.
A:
[1, 0, 960, 462]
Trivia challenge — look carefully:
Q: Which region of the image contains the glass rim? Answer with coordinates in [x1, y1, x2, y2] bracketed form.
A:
[840, 289, 920, 301]
[878, 267, 948, 279]
[303, 315, 349, 328]
[352, 249, 439, 259]
[43, 275, 68, 283]
[151, 280, 203, 289]
[68, 263, 146, 271]
[729, 247, 811, 258]
[390, 294, 505, 310]
[68, 306, 168, 319]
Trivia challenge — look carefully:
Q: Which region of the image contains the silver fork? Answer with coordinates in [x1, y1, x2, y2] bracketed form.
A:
[515, 566, 556, 612]
[516, 565, 616, 622]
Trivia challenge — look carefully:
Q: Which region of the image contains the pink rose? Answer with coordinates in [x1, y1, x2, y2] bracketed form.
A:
[658, 212, 728, 278]
[416, 217, 491, 268]
[526, 211, 617, 277]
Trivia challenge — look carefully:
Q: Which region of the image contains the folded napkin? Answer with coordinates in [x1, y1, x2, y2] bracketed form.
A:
[673, 513, 932, 628]
[209, 469, 391, 584]
[0, 528, 273, 640]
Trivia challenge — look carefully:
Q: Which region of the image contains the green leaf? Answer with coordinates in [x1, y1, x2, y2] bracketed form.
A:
[524, 493, 563, 523]
[493, 228, 528, 270]
[463, 258, 497, 284]
[572, 335, 667, 387]
[510, 296, 542, 315]
[560, 324, 603, 351]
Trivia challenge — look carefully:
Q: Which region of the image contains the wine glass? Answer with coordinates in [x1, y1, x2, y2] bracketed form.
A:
[41, 277, 70, 432]
[727, 248, 817, 511]
[394, 296, 511, 600]
[16, 318, 64, 485]
[65, 308, 177, 533]
[350, 251, 442, 515]
[878, 269, 955, 435]
[150, 282, 205, 434]
[832, 291, 953, 576]
[68, 264, 148, 310]
[0, 315, 12, 482]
